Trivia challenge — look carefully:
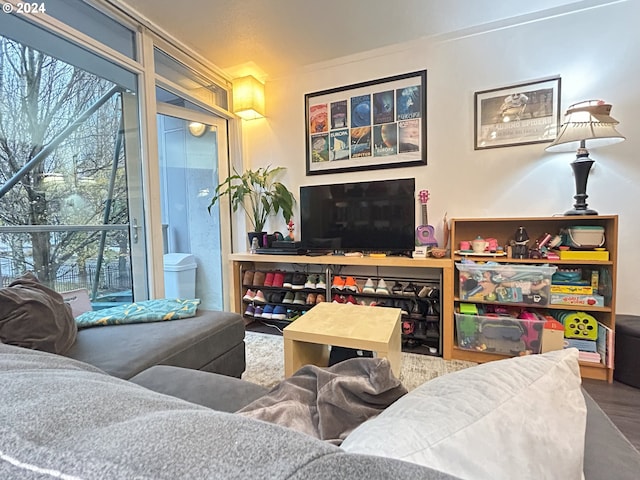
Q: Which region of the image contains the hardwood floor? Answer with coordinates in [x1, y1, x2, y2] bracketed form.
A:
[582, 379, 640, 450]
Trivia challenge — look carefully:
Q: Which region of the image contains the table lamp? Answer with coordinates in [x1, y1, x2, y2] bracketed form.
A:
[545, 100, 625, 215]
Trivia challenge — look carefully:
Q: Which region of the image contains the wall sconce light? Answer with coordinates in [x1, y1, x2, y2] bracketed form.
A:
[545, 100, 625, 215]
[232, 75, 265, 120]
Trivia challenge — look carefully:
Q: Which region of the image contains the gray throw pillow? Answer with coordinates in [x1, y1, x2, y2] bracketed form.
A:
[0, 272, 77, 354]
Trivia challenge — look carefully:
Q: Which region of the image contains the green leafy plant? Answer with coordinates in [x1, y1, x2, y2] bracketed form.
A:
[208, 165, 295, 233]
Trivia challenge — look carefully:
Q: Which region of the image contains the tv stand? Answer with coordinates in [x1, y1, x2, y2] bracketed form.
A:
[229, 252, 454, 357]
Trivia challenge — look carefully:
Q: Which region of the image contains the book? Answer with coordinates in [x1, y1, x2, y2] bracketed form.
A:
[578, 351, 602, 363]
[554, 249, 609, 261]
[596, 322, 614, 368]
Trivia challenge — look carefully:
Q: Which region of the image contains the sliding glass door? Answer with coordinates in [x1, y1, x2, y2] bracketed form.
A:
[156, 104, 229, 310]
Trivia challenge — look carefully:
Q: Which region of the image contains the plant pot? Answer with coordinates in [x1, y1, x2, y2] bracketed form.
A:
[248, 231, 266, 248]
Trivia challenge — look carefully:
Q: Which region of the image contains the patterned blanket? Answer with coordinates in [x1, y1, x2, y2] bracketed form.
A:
[75, 298, 200, 328]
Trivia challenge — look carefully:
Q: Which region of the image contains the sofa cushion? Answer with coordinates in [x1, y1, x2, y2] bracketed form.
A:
[64, 309, 245, 379]
[0, 272, 77, 354]
[129, 365, 268, 412]
[341, 348, 586, 480]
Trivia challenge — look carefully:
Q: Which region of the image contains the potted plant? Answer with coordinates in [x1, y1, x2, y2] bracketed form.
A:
[208, 165, 296, 246]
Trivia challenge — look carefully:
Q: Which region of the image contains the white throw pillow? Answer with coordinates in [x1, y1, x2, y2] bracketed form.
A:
[341, 348, 586, 480]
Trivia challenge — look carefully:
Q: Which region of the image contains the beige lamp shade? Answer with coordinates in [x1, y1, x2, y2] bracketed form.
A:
[546, 100, 625, 152]
[232, 75, 265, 120]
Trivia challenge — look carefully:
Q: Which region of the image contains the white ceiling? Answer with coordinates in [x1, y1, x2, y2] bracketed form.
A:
[114, 0, 594, 79]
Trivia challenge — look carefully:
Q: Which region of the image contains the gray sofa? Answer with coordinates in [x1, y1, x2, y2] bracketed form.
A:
[1, 342, 639, 479]
[64, 309, 247, 379]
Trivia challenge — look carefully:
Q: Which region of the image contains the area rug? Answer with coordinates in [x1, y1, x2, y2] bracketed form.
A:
[242, 331, 477, 391]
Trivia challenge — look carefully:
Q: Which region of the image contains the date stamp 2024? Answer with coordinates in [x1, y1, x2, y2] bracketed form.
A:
[2, 2, 47, 14]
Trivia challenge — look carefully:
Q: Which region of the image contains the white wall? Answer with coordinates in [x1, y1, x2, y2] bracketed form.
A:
[241, 1, 639, 314]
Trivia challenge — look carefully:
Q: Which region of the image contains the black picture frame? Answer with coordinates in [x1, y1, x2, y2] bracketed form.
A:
[474, 77, 561, 150]
[305, 70, 427, 175]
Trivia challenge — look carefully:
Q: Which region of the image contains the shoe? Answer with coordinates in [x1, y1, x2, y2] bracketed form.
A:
[286, 309, 300, 321]
[306, 292, 317, 305]
[263, 272, 275, 287]
[272, 305, 287, 320]
[316, 274, 327, 290]
[293, 292, 307, 305]
[402, 320, 415, 335]
[253, 305, 264, 318]
[283, 272, 294, 288]
[417, 285, 431, 298]
[395, 299, 410, 315]
[252, 271, 266, 286]
[304, 274, 317, 289]
[375, 278, 389, 295]
[332, 294, 346, 303]
[345, 295, 357, 305]
[272, 271, 285, 288]
[242, 289, 256, 302]
[316, 293, 326, 304]
[391, 281, 404, 295]
[362, 278, 376, 294]
[242, 270, 255, 286]
[282, 291, 295, 304]
[344, 276, 358, 292]
[253, 290, 267, 303]
[261, 304, 274, 319]
[244, 304, 255, 316]
[292, 272, 307, 290]
[268, 291, 285, 304]
[331, 276, 345, 290]
[403, 282, 417, 296]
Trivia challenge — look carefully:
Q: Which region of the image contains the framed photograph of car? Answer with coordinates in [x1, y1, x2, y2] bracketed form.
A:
[474, 77, 561, 150]
[305, 70, 427, 175]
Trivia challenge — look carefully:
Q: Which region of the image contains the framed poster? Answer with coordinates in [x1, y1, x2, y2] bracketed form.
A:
[305, 70, 427, 175]
[474, 77, 561, 149]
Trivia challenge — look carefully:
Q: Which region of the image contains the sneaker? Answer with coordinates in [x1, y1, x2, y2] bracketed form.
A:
[272, 271, 285, 288]
[268, 291, 285, 304]
[362, 278, 376, 294]
[283, 272, 294, 289]
[306, 292, 317, 305]
[375, 278, 389, 295]
[316, 274, 327, 290]
[316, 293, 326, 304]
[293, 292, 307, 305]
[261, 304, 274, 319]
[263, 272, 275, 287]
[402, 320, 415, 335]
[332, 276, 346, 290]
[395, 299, 411, 315]
[242, 270, 255, 286]
[345, 295, 357, 305]
[403, 282, 417, 296]
[417, 285, 431, 298]
[253, 271, 266, 287]
[242, 289, 256, 302]
[272, 305, 287, 320]
[244, 304, 255, 316]
[344, 276, 358, 292]
[282, 291, 295, 304]
[253, 290, 267, 304]
[292, 272, 307, 290]
[253, 305, 264, 318]
[391, 281, 404, 295]
[332, 294, 346, 303]
[304, 274, 317, 289]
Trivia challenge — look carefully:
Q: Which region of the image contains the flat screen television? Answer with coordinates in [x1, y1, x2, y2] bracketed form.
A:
[300, 178, 415, 254]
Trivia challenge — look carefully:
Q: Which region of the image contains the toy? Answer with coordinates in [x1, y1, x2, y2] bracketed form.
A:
[563, 311, 598, 340]
[286, 219, 295, 241]
[518, 311, 545, 352]
[512, 226, 529, 259]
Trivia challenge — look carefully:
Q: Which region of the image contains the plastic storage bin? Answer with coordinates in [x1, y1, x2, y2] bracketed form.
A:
[456, 263, 557, 306]
[163, 253, 197, 298]
[455, 313, 545, 355]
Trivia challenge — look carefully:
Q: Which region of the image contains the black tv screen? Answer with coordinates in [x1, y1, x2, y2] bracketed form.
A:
[300, 178, 415, 253]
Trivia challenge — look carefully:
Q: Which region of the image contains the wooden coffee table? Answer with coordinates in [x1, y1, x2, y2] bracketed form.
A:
[283, 302, 402, 377]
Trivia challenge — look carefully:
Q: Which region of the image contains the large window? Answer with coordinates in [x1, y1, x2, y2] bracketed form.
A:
[0, 30, 145, 305]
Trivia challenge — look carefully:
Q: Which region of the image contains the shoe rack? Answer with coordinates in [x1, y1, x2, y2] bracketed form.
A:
[230, 253, 453, 357]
